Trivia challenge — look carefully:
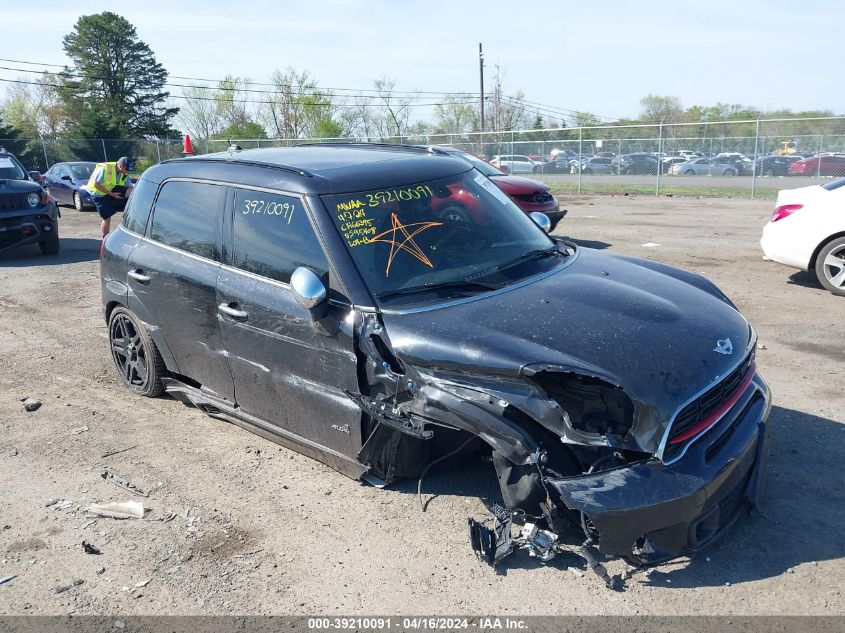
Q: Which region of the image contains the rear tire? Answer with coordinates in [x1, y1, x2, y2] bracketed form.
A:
[39, 229, 60, 255]
[814, 237, 845, 296]
[723, 168, 737, 176]
[582, 168, 593, 175]
[108, 307, 167, 396]
[684, 170, 695, 176]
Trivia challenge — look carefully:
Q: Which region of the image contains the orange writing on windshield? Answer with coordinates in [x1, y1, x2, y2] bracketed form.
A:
[368, 213, 442, 276]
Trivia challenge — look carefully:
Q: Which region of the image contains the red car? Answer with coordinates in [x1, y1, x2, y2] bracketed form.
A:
[788, 154, 845, 177]
[433, 147, 565, 230]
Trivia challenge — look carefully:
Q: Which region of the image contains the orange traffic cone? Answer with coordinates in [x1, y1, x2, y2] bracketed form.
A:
[182, 134, 194, 155]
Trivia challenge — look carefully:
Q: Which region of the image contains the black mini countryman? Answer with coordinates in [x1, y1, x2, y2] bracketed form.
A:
[101, 144, 771, 570]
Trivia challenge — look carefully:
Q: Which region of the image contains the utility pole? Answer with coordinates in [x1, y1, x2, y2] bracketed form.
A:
[479, 43, 485, 151]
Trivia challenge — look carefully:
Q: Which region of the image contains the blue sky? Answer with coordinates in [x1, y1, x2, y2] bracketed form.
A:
[1, 0, 841, 123]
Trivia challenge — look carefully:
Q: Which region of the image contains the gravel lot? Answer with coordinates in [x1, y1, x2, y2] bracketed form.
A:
[0, 194, 843, 616]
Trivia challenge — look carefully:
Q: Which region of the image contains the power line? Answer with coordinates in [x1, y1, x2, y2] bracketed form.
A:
[0, 77, 480, 109]
[0, 57, 478, 99]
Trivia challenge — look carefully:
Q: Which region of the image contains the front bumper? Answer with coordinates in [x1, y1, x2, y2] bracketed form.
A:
[0, 212, 58, 253]
[548, 372, 771, 565]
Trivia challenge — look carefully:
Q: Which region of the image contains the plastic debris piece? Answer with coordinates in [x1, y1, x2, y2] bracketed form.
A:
[23, 398, 41, 412]
[134, 579, 151, 588]
[86, 501, 145, 519]
[55, 579, 84, 594]
[641, 242, 661, 248]
[0, 575, 16, 586]
[100, 469, 148, 497]
[82, 541, 102, 555]
[69, 425, 89, 435]
[100, 446, 138, 459]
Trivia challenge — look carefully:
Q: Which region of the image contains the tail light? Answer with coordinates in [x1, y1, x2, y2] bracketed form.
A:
[771, 203, 803, 222]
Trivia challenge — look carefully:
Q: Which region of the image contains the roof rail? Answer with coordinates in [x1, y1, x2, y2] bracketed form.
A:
[161, 156, 313, 178]
[295, 141, 449, 156]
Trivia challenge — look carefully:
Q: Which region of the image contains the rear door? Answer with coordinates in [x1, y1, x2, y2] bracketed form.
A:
[126, 179, 235, 400]
[216, 187, 363, 458]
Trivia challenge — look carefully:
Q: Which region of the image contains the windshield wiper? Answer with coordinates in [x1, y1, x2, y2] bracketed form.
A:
[376, 278, 501, 300]
[489, 246, 564, 274]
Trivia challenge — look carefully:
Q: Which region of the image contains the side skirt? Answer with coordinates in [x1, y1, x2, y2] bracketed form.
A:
[161, 377, 368, 481]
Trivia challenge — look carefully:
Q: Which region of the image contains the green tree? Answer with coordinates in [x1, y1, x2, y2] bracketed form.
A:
[66, 103, 134, 162]
[0, 115, 42, 168]
[639, 94, 684, 124]
[60, 12, 178, 137]
[213, 121, 267, 141]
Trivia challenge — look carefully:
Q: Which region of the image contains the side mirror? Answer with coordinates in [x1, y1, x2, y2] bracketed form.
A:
[28, 171, 42, 182]
[60, 175, 72, 181]
[291, 267, 327, 310]
[529, 212, 552, 233]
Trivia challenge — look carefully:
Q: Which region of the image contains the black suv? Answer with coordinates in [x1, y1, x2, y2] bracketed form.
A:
[101, 144, 771, 570]
[0, 149, 60, 255]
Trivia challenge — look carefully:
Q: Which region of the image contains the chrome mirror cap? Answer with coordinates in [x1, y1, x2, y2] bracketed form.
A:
[291, 267, 327, 310]
[530, 212, 552, 233]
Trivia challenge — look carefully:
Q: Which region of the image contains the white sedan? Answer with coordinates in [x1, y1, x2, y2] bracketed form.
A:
[760, 179, 845, 296]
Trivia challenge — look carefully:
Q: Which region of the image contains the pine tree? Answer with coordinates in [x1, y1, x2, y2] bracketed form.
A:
[60, 12, 178, 138]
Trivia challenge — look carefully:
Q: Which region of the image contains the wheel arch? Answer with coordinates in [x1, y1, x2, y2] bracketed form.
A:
[106, 301, 180, 375]
[809, 231, 845, 270]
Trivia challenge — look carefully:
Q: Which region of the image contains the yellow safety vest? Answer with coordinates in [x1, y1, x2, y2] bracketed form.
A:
[87, 162, 127, 196]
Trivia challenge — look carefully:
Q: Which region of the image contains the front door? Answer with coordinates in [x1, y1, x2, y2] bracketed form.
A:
[127, 179, 235, 401]
[216, 187, 363, 459]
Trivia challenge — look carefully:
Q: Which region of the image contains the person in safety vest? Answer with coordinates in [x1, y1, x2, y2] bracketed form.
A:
[84, 156, 134, 238]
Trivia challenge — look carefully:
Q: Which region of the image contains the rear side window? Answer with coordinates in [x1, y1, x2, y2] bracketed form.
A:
[122, 177, 157, 235]
[150, 180, 225, 260]
[232, 188, 329, 284]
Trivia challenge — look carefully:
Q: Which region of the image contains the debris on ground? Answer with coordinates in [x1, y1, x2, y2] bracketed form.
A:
[179, 551, 193, 563]
[45, 499, 73, 511]
[0, 574, 17, 586]
[8, 448, 17, 457]
[82, 541, 102, 555]
[22, 398, 41, 412]
[86, 500, 145, 519]
[69, 425, 89, 435]
[54, 579, 84, 594]
[134, 578, 151, 588]
[100, 446, 139, 459]
[100, 468, 148, 497]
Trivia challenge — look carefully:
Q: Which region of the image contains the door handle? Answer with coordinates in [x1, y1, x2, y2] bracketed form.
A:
[218, 302, 248, 320]
[128, 269, 150, 283]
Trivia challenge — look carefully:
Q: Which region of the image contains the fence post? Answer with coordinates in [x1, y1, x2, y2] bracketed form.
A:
[155, 139, 162, 164]
[101, 138, 108, 161]
[205, 138, 209, 154]
[656, 120, 663, 196]
[41, 139, 50, 170]
[751, 119, 760, 199]
[817, 135, 823, 177]
[577, 126, 583, 195]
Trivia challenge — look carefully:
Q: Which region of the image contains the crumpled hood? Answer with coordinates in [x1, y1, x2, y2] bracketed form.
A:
[381, 247, 752, 452]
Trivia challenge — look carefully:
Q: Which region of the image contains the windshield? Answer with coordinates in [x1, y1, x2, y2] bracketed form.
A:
[0, 154, 28, 180]
[447, 151, 504, 177]
[69, 163, 95, 180]
[322, 171, 557, 306]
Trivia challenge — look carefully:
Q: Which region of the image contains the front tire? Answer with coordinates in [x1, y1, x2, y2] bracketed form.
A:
[815, 237, 845, 296]
[39, 229, 60, 255]
[73, 191, 85, 211]
[108, 307, 167, 396]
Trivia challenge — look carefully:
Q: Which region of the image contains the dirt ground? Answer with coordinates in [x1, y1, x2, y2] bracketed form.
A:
[0, 193, 843, 616]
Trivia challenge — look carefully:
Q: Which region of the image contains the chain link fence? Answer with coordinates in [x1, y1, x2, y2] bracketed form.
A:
[4, 116, 844, 198]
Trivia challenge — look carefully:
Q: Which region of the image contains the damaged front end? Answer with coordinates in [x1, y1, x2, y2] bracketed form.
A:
[347, 311, 772, 576]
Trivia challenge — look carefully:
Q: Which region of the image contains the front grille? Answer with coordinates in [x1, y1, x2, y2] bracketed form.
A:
[664, 350, 755, 460]
[514, 191, 553, 204]
[0, 193, 30, 212]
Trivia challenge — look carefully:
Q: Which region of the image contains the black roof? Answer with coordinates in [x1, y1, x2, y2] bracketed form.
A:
[147, 144, 471, 194]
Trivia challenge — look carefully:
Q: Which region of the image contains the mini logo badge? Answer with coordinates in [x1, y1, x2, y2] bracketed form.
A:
[714, 338, 733, 355]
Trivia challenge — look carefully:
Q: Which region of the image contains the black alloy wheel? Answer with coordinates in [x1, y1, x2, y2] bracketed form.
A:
[108, 307, 166, 396]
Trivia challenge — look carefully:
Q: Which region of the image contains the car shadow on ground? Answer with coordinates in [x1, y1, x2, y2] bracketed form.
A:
[560, 236, 613, 250]
[787, 270, 824, 291]
[0, 238, 101, 267]
[401, 405, 845, 587]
